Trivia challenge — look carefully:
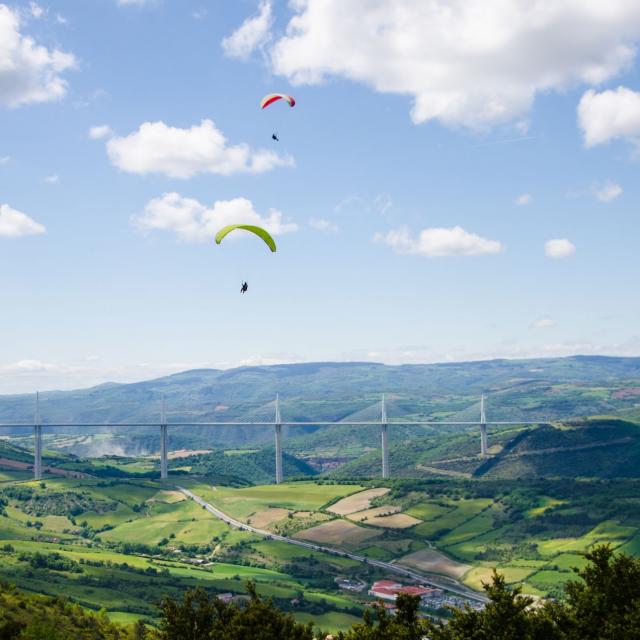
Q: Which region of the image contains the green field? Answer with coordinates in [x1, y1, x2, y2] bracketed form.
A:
[0, 474, 379, 626]
[182, 480, 363, 520]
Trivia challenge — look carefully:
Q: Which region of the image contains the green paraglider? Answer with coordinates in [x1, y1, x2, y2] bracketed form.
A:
[214, 225, 277, 252]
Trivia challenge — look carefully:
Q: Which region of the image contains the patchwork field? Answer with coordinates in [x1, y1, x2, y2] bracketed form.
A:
[249, 507, 291, 529]
[327, 488, 390, 515]
[295, 519, 380, 546]
[183, 480, 363, 521]
[398, 549, 470, 579]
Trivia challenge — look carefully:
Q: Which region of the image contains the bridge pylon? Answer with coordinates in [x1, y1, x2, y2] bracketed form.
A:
[381, 394, 389, 479]
[160, 395, 168, 480]
[34, 392, 42, 480]
[480, 394, 488, 457]
[274, 394, 283, 484]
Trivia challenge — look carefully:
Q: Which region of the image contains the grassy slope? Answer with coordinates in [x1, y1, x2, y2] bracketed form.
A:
[332, 418, 640, 480]
[0, 471, 373, 632]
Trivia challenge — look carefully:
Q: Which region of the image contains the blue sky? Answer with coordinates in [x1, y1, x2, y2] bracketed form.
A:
[1, 0, 640, 392]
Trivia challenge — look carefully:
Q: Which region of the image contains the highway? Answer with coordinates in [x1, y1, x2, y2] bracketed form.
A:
[177, 485, 487, 604]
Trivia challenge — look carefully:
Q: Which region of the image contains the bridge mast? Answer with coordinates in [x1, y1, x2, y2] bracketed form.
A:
[480, 394, 488, 456]
[381, 394, 389, 479]
[274, 394, 283, 484]
[33, 392, 42, 480]
[160, 395, 168, 480]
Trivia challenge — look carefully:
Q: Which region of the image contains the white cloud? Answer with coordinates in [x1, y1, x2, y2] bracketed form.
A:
[117, 0, 152, 5]
[55, 14, 68, 25]
[592, 180, 622, 202]
[545, 238, 576, 259]
[4, 359, 57, 372]
[28, 2, 44, 18]
[309, 218, 338, 233]
[222, 1, 272, 60]
[133, 192, 298, 243]
[89, 124, 113, 140]
[0, 4, 75, 107]
[0, 156, 10, 164]
[531, 317, 556, 329]
[374, 225, 503, 257]
[264, 1, 640, 130]
[192, 8, 207, 20]
[515, 193, 532, 206]
[578, 87, 640, 147]
[106, 119, 293, 178]
[0, 203, 46, 237]
[43, 174, 58, 184]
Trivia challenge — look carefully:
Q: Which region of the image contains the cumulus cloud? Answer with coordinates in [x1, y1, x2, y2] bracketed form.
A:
[531, 317, 556, 329]
[0, 4, 76, 107]
[374, 225, 502, 257]
[222, 1, 272, 60]
[309, 218, 338, 233]
[0, 203, 45, 237]
[545, 238, 576, 259]
[133, 192, 298, 243]
[43, 174, 58, 184]
[260, 0, 640, 129]
[105, 119, 293, 178]
[578, 87, 640, 148]
[592, 180, 622, 202]
[89, 124, 113, 140]
[515, 193, 532, 206]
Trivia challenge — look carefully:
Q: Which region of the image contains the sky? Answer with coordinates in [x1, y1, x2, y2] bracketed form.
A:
[1, 0, 640, 393]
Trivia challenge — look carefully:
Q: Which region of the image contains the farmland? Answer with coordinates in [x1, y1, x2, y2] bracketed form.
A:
[3, 435, 640, 633]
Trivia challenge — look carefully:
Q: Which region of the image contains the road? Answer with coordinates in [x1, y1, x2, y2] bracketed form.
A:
[177, 485, 487, 604]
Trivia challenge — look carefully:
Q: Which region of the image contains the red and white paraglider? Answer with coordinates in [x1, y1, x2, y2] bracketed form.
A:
[260, 93, 296, 109]
[261, 94, 296, 141]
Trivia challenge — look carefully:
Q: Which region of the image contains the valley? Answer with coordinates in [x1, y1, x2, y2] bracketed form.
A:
[2, 357, 640, 634]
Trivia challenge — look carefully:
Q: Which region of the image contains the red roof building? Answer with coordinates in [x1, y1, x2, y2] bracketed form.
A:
[368, 580, 440, 602]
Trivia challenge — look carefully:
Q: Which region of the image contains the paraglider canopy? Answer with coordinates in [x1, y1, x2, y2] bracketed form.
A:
[215, 225, 277, 252]
[260, 93, 296, 109]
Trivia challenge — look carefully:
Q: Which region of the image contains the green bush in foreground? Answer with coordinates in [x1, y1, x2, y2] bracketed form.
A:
[0, 582, 139, 639]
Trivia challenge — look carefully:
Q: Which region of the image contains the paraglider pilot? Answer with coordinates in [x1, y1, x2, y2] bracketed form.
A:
[272, 133, 279, 141]
[241, 282, 248, 294]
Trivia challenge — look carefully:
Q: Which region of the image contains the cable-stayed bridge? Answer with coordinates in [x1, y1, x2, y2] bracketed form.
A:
[0, 392, 551, 482]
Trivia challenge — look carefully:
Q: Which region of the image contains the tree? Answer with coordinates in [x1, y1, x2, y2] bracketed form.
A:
[158, 587, 218, 640]
[427, 571, 555, 640]
[341, 594, 430, 640]
[542, 545, 640, 640]
[157, 582, 314, 640]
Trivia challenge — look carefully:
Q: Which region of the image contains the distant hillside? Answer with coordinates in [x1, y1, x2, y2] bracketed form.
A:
[172, 448, 317, 486]
[331, 418, 640, 480]
[0, 356, 639, 450]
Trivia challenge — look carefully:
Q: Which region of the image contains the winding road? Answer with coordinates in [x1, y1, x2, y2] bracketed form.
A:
[177, 485, 487, 604]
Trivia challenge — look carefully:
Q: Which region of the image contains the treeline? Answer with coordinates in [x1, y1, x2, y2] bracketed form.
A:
[180, 448, 317, 486]
[1, 484, 118, 517]
[1, 545, 639, 639]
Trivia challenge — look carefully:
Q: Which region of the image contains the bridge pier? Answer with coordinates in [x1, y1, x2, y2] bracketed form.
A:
[274, 395, 283, 484]
[160, 397, 168, 480]
[480, 394, 488, 456]
[381, 394, 389, 479]
[34, 392, 42, 480]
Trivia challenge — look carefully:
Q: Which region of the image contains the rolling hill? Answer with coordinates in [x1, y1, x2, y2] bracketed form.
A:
[332, 418, 640, 480]
[0, 356, 639, 452]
